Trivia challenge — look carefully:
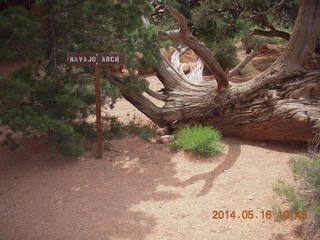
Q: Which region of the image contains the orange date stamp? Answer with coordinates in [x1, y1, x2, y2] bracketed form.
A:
[212, 210, 308, 220]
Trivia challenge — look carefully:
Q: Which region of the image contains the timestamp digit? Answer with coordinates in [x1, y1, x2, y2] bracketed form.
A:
[212, 210, 218, 219]
[218, 210, 224, 219]
[261, 210, 272, 219]
[230, 210, 236, 219]
[248, 210, 254, 219]
[296, 210, 307, 220]
[280, 210, 290, 219]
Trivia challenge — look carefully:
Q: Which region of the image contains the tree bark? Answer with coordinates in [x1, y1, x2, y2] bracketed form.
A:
[109, 0, 320, 143]
[250, 28, 291, 41]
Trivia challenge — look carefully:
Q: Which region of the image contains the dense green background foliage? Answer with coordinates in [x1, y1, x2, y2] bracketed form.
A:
[0, 0, 163, 156]
[0, 6, 44, 61]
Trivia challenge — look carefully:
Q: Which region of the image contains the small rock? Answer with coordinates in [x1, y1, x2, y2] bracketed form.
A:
[150, 138, 157, 143]
[159, 135, 175, 144]
[249, 196, 254, 200]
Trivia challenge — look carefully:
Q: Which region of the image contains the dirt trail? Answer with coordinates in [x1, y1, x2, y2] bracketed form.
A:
[0, 45, 307, 240]
[0, 134, 304, 240]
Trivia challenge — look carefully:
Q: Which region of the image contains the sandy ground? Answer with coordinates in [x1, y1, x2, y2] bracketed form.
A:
[0, 45, 308, 240]
[0, 135, 305, 240]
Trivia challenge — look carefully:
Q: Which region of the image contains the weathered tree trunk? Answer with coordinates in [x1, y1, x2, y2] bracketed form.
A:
[109, 0, 320, 143]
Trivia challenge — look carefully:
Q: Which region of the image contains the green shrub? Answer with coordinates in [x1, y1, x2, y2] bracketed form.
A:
[271, 203, 284, 222]
[172, 125, 224, 156]
[125, 118, 156, 141]
[273, 154, 320, 238]
[240, 64, 252, 75]
[273, 180, 306, 213]
[211, 40, 239, 70]
[241, 35, 286, 53]
[103, 116, 124, 141]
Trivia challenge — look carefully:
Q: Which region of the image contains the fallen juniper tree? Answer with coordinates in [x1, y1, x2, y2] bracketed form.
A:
[109, 0, 320, 143]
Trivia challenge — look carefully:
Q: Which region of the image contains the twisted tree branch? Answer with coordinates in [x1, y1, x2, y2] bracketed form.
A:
[107, 73, 167, 126]
[249, 28, 291, 41]
[145, 88, 168, 101]
[243, 0, 291, 41]
[158, 5, 229, 92]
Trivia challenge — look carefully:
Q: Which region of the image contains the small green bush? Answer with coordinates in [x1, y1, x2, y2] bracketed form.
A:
[102, 116, 157, 141]
[212, 40, 239, 70]
[241, 35, 286, 53]
[125, 119, 156, 141]
[103, 116, 124, 141]
[172, 125, 224, 156]
[273, 154, 320, 238]
[240, 64, 252, 75]
[273, 180, 306, 213]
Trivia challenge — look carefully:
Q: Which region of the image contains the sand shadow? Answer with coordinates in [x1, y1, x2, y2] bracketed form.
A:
[177, 138, 241, 197]
[0, 136, 183, 240]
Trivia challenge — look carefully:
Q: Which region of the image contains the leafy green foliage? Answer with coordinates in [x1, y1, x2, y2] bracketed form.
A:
[192, 6, 238, 42]
[212, 40, 239, 70]
[123, 76, 149, 94]
[240, 64, 252, 75]
[102, 116, 157, 141]
[190, 0, 298, 53]
[0, 6, 44, 61]
[0, 67, 101, 156]
[103, 117, 124, 141]
[274, 154, 320, 232]
[0, 0, 164, 156]
[290, 156, 320, 198]
[125, 120, 156, 141]
[241, 34, 286, 53]
[271, 203, 283, 222]
[273, 180, 305, 212]
[172, 125, 224, 156]
[37, 0, 162, 73]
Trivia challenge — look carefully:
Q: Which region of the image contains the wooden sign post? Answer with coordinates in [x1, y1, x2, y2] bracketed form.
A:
[67, 53, 125, 159]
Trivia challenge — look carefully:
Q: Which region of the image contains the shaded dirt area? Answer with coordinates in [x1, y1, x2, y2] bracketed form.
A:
[0, 135, 305, 240]
[0, 44, 309, 240]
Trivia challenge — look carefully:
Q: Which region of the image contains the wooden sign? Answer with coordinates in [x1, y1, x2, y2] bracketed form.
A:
[67, 53, 125, 66]
[67, 53, 125, 159]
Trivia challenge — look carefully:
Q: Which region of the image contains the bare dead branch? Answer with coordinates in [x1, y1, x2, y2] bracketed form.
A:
[158, 29, 181, 42]
[170, 45, 204, 84]
[250, 28, 291, 41]
[187, 58, 204, 84]
[145, 88, 168, 101]
[242, 0, 291, 42]
[156, 54, 188, 89]
[171, 46, 189, 73]
[165, 5, 188, 35]
[228, 46, 259, 78]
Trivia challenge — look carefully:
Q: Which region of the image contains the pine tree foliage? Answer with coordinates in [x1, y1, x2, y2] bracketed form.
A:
[0, 0, 163, 156]
[0, 6, 44, 61]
